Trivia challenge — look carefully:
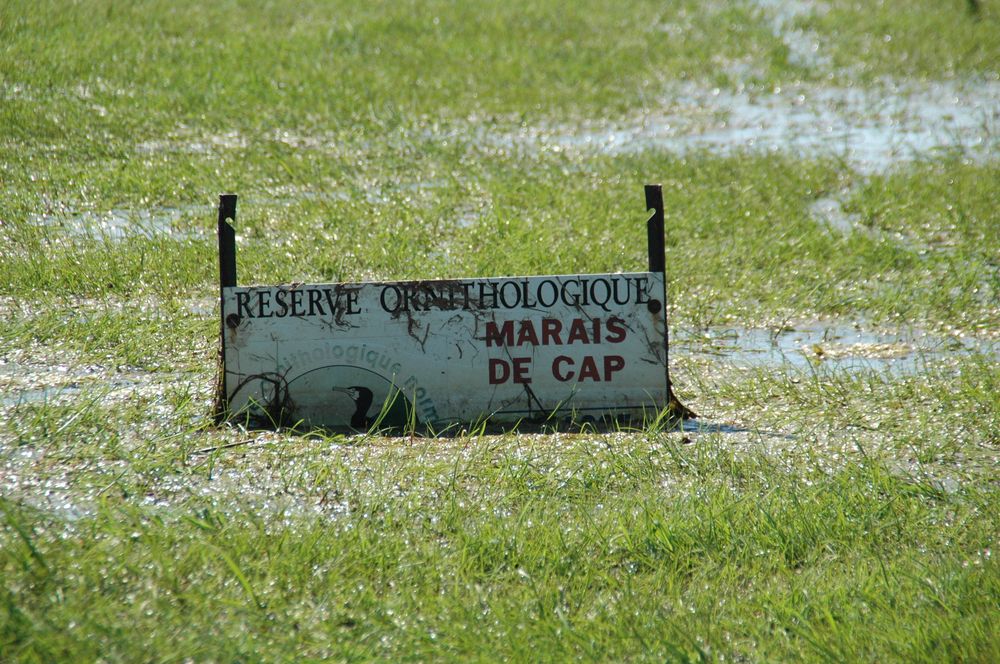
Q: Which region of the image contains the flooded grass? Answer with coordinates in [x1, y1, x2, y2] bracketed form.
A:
[2, 0, 999, 660]
[478, 79, 1000, 173]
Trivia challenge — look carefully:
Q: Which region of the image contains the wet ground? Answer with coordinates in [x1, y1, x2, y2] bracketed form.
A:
[674, 322, 998, 375]
[4, 0, 997, 531]
[474, 78, 999, 174]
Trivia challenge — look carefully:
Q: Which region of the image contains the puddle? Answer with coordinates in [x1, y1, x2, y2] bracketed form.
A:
[248, 179, 453, 210]
[478, 79, 1000, 174]
[1, 385, 85, 408]
[749, 0, 830, 70]
[676, 323, 997, 374]
[185, 297, 217, 317]
[29, 205, 205, 241]
[808, 195, 859, 234]
[0, 357, 156, 409]
[135, 130, 248, 155]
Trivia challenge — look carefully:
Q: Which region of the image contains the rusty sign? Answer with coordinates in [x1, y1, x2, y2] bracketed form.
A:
[216, 186, 693, 431]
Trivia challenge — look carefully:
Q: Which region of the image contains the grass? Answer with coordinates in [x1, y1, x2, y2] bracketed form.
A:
[2, 0, 999, 661]
[799, 0, 1000, 80]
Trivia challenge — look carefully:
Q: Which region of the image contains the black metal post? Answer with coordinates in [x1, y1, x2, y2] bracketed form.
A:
[215, 194, 237, 421]
[218, 194, 238, 290]
[644, 184, 696, 420]
[645, 184, 665, 273]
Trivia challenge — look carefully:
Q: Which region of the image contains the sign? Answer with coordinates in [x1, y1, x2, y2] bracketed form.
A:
[215, 186, 694, 430]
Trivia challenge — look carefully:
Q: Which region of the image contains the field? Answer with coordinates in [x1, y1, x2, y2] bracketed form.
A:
[2, 0, 999, 660]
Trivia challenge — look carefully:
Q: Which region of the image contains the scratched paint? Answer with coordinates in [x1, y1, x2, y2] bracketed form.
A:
[221, 272, 669, 430]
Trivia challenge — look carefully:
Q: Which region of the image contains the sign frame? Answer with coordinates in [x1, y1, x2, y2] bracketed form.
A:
[214, 185, 695, 431]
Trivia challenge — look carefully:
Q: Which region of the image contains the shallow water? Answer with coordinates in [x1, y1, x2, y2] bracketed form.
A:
[481, 79, 999, 173]
[808, 195, 859, 234]
[675, 323, 997, 375]
[749, 0, 830, 70]
[29, 205, 205, 241]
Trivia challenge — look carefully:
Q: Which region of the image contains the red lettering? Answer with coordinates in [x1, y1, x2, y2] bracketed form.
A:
[552, 356, 574, 381]
[485, 321, 514, 347]
[512, 357, 531, 384]
[567, 319, 590, 344]
[489, 358, 510, 384]
[578, 356, 601, 381]
[490, 357, 532, 383]
[542, 319, 562, 345]
[606, 317, 627, 343]
[516, 321, 539, 346]
[604, 355, 625, 381]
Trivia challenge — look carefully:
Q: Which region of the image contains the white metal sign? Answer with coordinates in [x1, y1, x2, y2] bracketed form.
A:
[222, 273, 668, 429]
[215, 186, 693, 430]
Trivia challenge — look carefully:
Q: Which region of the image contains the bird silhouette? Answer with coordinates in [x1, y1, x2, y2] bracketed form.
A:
[332, 385, 375, 429]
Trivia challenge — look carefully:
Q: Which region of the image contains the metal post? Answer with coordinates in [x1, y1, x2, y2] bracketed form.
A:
[215, 194, 237, 421]
[645, 184, 665, 273]
[218, 194, 238, 290]
[644, 184, 696, 420]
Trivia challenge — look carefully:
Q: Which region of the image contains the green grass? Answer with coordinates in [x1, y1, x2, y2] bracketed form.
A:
[2, 376, 998, 660]
[1, 0, 999, 661]
[800, 0, 1000, 80]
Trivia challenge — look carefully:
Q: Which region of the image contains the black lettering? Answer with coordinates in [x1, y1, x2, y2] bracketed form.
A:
[236, 291, 252, 318]
[479, 282, 499, 309]
[635, 277, 650, 304]
[257, 290, 273, 318]
[346, 290, 360, 314]
[589, 278, 611, 311]
[273, 289, 289, 317]
[380, 285, 401, 312]
[401, 285, 421, 312]
[612, 277, 631, 306]
[520, 280, 536, 308]
[537, 280, 559, 307]
[461, 282, 474, 310]
[323, 288, 339, 315]
[499, 281, 521, 309]
[290, 289, 305, 317]
[308, 289, 325, 316]
[560, 280, 580, 306]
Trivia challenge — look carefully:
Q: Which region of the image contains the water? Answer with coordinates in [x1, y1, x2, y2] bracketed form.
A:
[482, 79, 1000, 173]
[749, 0, 830, 70]
[30, 205, 205, 241]
[676, 323, 997, 375]
[808, 195, 859, 234]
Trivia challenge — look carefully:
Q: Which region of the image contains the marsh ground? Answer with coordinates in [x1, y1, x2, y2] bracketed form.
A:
[2, 0, 998, 660]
